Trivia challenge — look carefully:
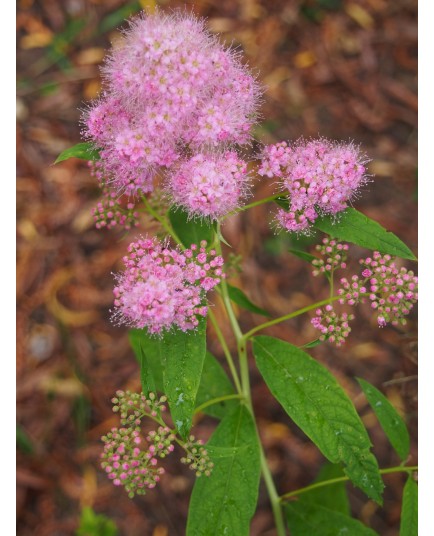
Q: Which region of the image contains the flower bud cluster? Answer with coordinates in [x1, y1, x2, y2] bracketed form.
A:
[311, 247, 417, 345]
[311, 238, 349, 276]
[101, 391, 173, 498]
[258, 139, 369, 233]
[112, 390, 168, 423]
[146, 426, 176, 459]
[180, 436, 214, 477]
[360, 252, 418, 327]
[112, 238, 224, 334]
[101, 425, 166, 498]
[338, 275, 367, 306]
[89, 162, 139, 230]
[311, 305, 354, 346]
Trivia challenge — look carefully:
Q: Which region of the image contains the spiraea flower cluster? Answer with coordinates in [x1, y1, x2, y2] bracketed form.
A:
[168, 151, 250, 220]
[101, 391, 173, 498]
[259, 139, 369, 233]
[82, 10, 261, 223]
[112, 238, 224, 334]
[311, 237, 349, 277]
[312, 248, 418, 345]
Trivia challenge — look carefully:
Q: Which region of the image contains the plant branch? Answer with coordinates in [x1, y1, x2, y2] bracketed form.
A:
[223, 192, 282, 220]
[193, 394, 244, 415]
[279, 465, 418, 502]
[241, 293, 371, 341]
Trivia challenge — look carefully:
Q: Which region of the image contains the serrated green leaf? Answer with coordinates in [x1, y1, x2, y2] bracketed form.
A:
[129, 332, 235, 420]
[289, 248, 317, 263]
[130, 321, 207, 438]
[227, 284, 271, 317]
[168, 206, 215, 248]
[195, 352, 237, 419]
[160, 319, 207, 439]
[357, 378, 410, 461]
[285, 501, 378, 536]
[54, 142, 100, 164]
[187, 405, 261, 536]
[253, 336, 384, 503]
[400, 476, 418, 536]
[302, 463, 350, 516]
[139, 341, 157, 396]
[314, 208, 416, 260]
[129, 329, 164, 392]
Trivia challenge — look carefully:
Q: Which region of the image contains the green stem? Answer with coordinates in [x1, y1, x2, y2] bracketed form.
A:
[242, 295, 342, 341]
[142, 196, 183, 246]
[216, 222, 287, 536]
[279, 465, 418, 502]
[260, 450, 288, 536]
[223, 193, 283, 220]
[242, 293, 370, 341]
[215, 223, 243, 342]
[193, 394, 244, 415]
[208, 309, 243, 394]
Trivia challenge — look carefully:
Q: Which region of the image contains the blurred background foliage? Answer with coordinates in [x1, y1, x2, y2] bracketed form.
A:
[17, 0, 417, 534]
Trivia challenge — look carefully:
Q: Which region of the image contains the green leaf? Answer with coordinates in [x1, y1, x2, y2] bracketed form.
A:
[400, 476, 418, 536]
[54, 142, 100, 164]
[314, 208, 416, 261]
[285, 501, 378, 536]
[76, 506, 118, 536]
[195, 352, 238, 419]
[129, 331, 236, 420]
[129, 329, 164, 392]
[187, 405, 261, 536]
[139, 341, 157, 396]
[357, 378, 410, 461]
[160, 319, 207, 438]
[253, 336, 384, 503]
[274, 194, 291, 211]
[289, 248, 317, 263]
[302, 463, 350, 516]
[227, 284, 271, 317]
[168, 206, 215, 248]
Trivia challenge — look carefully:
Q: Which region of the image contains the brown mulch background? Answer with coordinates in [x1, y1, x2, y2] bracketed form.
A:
[17, 0, 417, 534]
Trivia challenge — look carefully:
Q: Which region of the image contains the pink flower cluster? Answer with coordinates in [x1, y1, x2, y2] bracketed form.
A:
[112, 238, 224, 334]
[311, 305, 354, 346]
[168, 152, 250, 220]
[82, 10, 261, 221]
[259, 139, 369, 233]
[311, 237, 349, 277]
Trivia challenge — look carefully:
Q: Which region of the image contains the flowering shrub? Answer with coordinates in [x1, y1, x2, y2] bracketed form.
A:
[57, 9, 418, 536]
